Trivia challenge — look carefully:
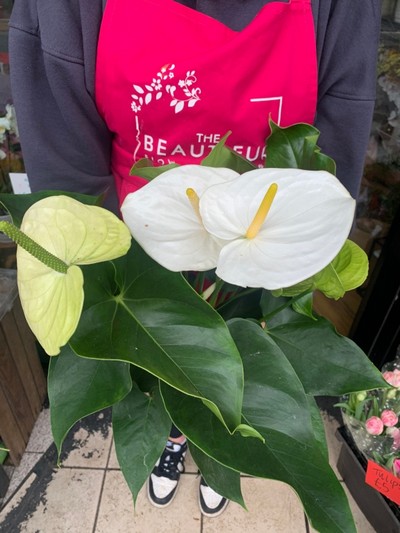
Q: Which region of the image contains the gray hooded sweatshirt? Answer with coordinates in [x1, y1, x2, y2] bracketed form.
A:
[9, 0, 381, 214]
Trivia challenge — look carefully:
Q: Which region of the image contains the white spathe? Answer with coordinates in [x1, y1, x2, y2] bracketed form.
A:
[200, 168, 355, 289]
[17, 196, 132, 355]
[121, 165, 239, 271]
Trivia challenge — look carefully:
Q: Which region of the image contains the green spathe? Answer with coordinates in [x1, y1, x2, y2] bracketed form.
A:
[17, 195, 132, 355]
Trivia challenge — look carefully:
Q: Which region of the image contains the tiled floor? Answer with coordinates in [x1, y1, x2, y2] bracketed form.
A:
[0, 407, 380, 532]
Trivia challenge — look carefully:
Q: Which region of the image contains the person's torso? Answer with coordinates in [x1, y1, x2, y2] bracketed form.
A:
[95, 0, 318, 202]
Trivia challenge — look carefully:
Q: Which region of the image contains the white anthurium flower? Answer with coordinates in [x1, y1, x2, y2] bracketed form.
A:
[121, 165, 239, 271]
[199, 168, 356, 290]
[17, 196, 132, 356]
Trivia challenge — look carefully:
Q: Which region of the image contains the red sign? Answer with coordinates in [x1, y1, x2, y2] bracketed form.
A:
[365, 460, 400, 505]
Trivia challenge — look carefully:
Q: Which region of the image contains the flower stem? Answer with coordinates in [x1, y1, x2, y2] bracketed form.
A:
[207, 278, 225, 308]
[0, 220, 68, 273]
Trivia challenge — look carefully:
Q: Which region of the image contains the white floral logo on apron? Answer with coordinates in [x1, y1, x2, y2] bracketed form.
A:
[131, 64, 201, 161]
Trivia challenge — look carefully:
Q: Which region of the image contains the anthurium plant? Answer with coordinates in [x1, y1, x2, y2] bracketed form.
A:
[0, 122, 390, 533]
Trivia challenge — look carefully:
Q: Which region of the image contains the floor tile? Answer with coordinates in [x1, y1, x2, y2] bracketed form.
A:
[25, 406, 53, 453]
[202, 477, 307, 533]
[61, 412, 113, 469]
[95, 470, 201, 533]
[1, 468, 104, 533]
[0, 472, 37, 521]
[3, 452, 43, 501]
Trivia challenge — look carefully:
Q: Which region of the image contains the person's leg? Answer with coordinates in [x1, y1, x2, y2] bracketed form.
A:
[147, 426, 187, 507]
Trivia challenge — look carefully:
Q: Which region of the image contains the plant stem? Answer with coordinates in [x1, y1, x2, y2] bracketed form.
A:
[0, 220, 68, 273]
[207, 278, 225, 308]
[261, 290, 311, 322]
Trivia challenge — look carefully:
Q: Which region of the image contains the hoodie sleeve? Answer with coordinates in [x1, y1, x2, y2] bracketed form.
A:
[9, 0, 119, 214]
[314, 0, 381, 199]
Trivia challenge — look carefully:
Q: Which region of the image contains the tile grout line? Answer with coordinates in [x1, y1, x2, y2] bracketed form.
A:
[92, 437, 114, 533]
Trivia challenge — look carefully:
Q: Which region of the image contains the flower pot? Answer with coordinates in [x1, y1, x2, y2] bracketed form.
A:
[336, 426, 400, 533]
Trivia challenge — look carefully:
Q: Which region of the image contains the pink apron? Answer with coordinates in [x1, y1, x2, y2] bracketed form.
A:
[95, 0, 318, 204]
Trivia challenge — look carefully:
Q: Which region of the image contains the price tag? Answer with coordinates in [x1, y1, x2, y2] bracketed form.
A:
[365, 460, 400, 505]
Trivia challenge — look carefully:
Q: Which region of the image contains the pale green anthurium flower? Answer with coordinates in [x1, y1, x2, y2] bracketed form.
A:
[200, 168, 356, 290]
[17, 196, 132, 356]
[121, 165, 239, 271]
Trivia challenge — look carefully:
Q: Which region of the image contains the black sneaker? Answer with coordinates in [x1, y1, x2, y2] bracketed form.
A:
[147, 440, 187, 507]
[198, 476, 229, 517]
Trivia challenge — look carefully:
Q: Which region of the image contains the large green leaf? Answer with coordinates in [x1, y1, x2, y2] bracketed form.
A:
[0, 190, 104, 227]
[48, 344, 132, 456]
[160, 386, 356, 533]
[70, 242, 244, 432]
[112, 382, 172, 503]
[229, 319, 315, 446]
[267, 308, 389, 395]
[265, 121, 336, 174]
[160, 318, 356, 531]
[189, 442, 245, 508]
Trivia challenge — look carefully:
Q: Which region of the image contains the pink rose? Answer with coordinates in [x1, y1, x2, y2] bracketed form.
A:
[383, 369, 400, 388]
[365, 416, 384, 435]
[393, 458, 400, 477]
[381, 409, 399, 427]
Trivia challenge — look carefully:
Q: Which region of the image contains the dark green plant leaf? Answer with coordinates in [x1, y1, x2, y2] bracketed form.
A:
[48, 344, 132, 458]
[201, 132, 256, 173]
[130, 158, 179, 180]
[0, 190, 104, 227]
[112, 382, 172, 503]
[307, 395, 329, 460]
[216, 288, 263, 321]
[228, 319, 315, 446]
[267, 308, 389, 395]
[189, 442, 245, 508]
[160, 384, 356, 533]
[70, 241, 244, 432]
[265, 120, 336, 174]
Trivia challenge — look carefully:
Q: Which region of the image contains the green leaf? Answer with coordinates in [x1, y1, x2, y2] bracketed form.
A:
[307, 395, 329, 461]
[292, 292, 315, 320]
[112, 382, 172, 503]
[312, 240, 369, 299]
[265, 120, 336, 174]
[70, 241, 244, 432]
[228, 319, 316, 446]
[160, 385, 356, 533]
[130, 158, 179, 180]
[0, 190, 104, 228]
[201, 132, 256, 173]
[267, 308, 389, 395]
[189, 443, 246, 508]
[48, 344, 132, 457]
[216, 288, 263, 321]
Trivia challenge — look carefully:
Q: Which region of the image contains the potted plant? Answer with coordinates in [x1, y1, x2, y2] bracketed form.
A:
[0, 121, 389, 532]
